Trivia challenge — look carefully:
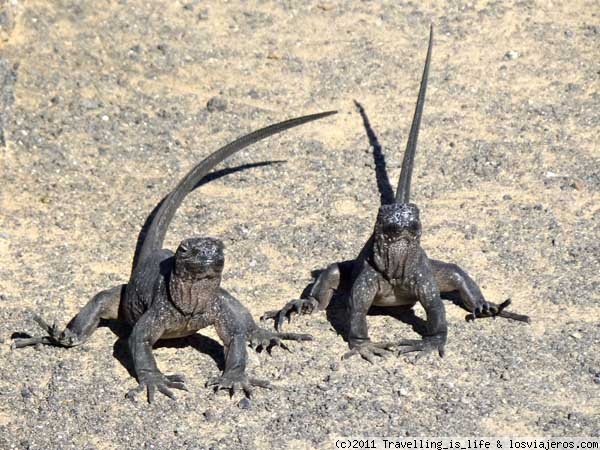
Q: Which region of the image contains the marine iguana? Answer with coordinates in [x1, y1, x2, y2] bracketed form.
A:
[12, 110, 336, 401]
[262, 27, 529, 363]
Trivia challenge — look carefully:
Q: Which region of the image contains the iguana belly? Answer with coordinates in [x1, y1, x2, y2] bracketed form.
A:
[373, 282, 417, 307]
[161, 313, 212, 339]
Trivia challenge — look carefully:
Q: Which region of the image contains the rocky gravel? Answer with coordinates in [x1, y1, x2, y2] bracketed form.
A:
[0, 1, 598, 449]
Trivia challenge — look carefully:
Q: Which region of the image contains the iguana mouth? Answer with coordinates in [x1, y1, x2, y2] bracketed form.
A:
[383, 229, 417, 241]
[184, 259, 224, 273]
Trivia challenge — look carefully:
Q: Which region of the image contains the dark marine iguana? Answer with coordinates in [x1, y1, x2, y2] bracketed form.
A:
[262, 27, 529, 363]
[12, 110, 336, 401]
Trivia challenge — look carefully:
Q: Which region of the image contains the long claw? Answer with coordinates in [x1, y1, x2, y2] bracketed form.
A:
[397, 345, 421, 355]
[167, 381, 188, 391]
[165, 374, 186, 383]
[147, 384, 156, 403]
[342, 342, 393, 363]
[342, 349, 357, 360]
[242, 382, 253, 398]
[261, 298, 316, 331]
[249, 377, 272, 389]
[465, 298, 530, 323]
[276, 332, 313, 341]
[32, 314, 55, 334]
[126, 384, 145, 401]
[394, 335, 445, 361]
[248, 328, 311, 354]
[208, 374, 271, 397]
[438, 344, 445, 358]
[11, 336, 53, 349]
[276, 314, 285, 332]
[158, 385, 176, 400]
[127, 372, 187, 403]
[396, 339, 422, 346]
[371, 347, 388, 357]
[497, 298, 512, 312]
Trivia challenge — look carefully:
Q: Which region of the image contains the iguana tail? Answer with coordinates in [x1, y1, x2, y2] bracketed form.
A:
[134, 110, 337, 271]
[395, 25, 433, 204]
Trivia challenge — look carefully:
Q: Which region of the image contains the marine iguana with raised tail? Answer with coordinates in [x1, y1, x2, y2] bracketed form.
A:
[12, 110, 336, 401]
[262, 27, 529, 363]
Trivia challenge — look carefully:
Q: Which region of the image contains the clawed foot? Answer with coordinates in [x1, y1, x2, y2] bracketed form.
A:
[126, 372, 188, 403]
[466, 299, 530, 323]
[248, 327, 312, 353]
[396, 335, 446, 361]
[206, 372, 271, 398]
[260, 297, 319, 331]
[342, 341, 395, 364]
[11, 314, 79, 349]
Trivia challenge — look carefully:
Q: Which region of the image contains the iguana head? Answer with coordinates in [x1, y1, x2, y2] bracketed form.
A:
[375, 203, 422, 243]
[174, 237, 225, 279]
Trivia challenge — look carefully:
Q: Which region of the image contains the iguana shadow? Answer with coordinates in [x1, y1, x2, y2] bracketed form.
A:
[354, 100, 395, 205]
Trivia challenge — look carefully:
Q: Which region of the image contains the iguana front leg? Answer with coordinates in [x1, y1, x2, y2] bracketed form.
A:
[431, 259, 530, 323]
[206, 333, 266, 397]
[396, 263, 447, 360]
[12, 285, 123, 349]
[208, 290, 311, 397]
[126, 308, 188, 403]
[343, 261, 395, 363]
[262, 260, 355, 330]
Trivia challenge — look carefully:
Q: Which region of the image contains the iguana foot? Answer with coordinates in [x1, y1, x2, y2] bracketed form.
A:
[466, 299, 530, 323]
[11, 314, 80, 349]
[248, 327, 312, 352]
[342, 341, 395, 364]
[260, 297, 319, 331]
[206, 373, 271, 398]
[396, 335, 446, 361]
[126, 372, 188, 403]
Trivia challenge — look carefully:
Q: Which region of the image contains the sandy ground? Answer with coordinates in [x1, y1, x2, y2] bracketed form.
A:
[0, 0, 598, 449]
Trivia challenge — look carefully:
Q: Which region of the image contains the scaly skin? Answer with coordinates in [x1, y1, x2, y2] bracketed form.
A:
[262, 27, 529, 363]
[12, 111, 335, 402]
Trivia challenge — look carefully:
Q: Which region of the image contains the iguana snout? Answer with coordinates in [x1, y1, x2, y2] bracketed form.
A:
[175, 237, 225, 277]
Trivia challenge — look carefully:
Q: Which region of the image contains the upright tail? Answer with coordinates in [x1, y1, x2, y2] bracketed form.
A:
[134, 110, 337, 271]
[395, 25, 433, 204]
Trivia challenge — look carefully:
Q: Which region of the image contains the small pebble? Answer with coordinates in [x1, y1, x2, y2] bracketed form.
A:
[20, 387, 33, 400]
[238, 397, 251, 409]
[206, 97, 227, 112]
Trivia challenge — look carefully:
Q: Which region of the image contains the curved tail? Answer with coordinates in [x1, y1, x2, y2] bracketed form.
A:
[134, 110, 337, 271]
[395, 25, 433, 204]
